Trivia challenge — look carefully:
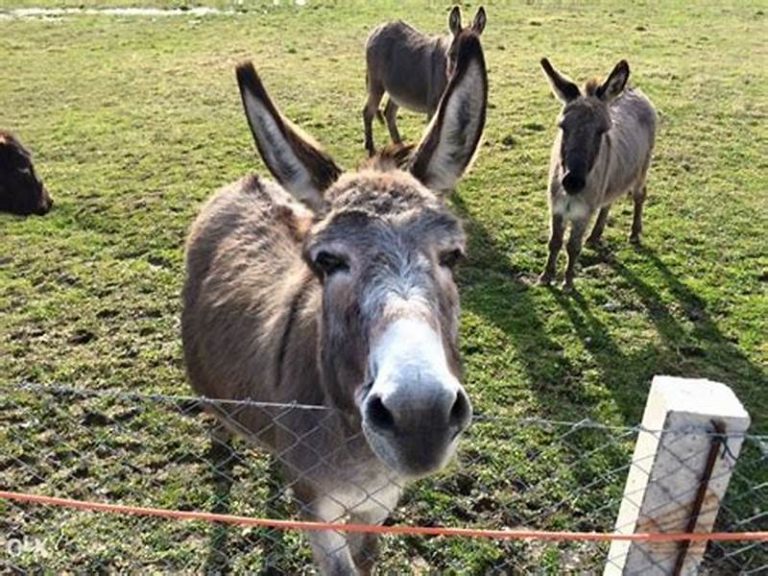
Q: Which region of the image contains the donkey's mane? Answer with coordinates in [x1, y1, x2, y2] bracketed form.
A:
[361, 142, 415, 172]
[584, 78, 601, 97]
[327, 169, 440, 217]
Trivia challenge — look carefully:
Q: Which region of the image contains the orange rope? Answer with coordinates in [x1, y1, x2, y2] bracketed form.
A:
[1, 490, 766, 543]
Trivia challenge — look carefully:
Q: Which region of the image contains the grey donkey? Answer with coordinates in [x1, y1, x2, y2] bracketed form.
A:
[182, 32, 487, 576]
[363, 5, 486, 155]
[538, 58, 657, 289]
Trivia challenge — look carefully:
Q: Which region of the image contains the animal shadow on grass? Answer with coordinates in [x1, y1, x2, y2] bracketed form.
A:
[454, 191, 762, 425]
[609, 246, 766, 428]
[203, 427, 292, 575]
[450, 196, 643, 554]
[568, 244, 768, 565]
[451, 193, 639, 423]
[553, 243, 765, 427]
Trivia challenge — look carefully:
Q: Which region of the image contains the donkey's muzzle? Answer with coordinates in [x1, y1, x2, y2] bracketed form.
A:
[35, 190, 53, 215]
[362, 383, 472, 477]
[363, 317, 472, 477]
[562, 171, 585, 195]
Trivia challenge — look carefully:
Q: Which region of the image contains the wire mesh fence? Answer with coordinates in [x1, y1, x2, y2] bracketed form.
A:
[1, 382, 765, 574]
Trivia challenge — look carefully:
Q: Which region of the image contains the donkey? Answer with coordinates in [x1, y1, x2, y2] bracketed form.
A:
[362, 5, 486, 156]
[0, 131, 53, 216]
[538, 58, 657, 289]
[182, 33, 487, 575]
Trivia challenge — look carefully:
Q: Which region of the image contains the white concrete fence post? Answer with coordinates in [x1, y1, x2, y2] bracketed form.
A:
[604, 376, 751, 576]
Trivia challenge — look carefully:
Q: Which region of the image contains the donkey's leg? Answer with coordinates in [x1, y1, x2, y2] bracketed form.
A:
[363, 81, 385, 157]
[383, 99, 401, 145]
[307, 529, 354, 576]
[259, 455, 290, 575]
[301, 497, 357, 576]
[348, 502, 393, 576]
[204, 424, 236, 575]
[586, 206, 610, 247]
[564, 216, 589, 290]
[538, 213, 565, 285]
[348, 530, 379, 576]
[630, 184, 647, 244]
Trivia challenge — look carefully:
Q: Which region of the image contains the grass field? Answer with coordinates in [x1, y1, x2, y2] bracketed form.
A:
[1, 1, 766, 573]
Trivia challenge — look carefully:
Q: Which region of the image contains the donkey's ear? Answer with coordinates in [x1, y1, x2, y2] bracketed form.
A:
[448, 6, 462, 36]
[471, 7, 486, 35]
[540, 58, 580, 103]
[409, 34, 487, 194]
[236, 62, 342, 209]
[0, 134, 31, 169]
[597, 60, 630, 101]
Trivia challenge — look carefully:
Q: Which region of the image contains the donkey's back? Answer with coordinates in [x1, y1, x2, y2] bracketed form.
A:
[366, 21, 446, 114]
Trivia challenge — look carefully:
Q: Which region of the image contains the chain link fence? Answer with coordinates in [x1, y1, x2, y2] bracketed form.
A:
[1, 383, 765, 574]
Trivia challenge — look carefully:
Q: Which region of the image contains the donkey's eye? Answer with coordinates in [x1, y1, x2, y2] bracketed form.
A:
[439, 248, 464, 269]
[313, 251, 349, 277]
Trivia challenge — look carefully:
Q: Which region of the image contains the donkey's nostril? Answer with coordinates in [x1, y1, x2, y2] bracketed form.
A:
[366, 394, 396, 432]
[449, 390, 471, 431]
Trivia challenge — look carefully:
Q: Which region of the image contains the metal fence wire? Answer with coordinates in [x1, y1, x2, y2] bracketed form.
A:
[1, 383, 766, 574]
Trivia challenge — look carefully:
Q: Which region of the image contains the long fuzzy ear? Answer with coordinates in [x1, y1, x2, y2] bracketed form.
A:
[597, 60, 630, 101]
[0, 133, 31, 169]
[471, 6, 486, 35]
[540, 58, 580, 103]
[409, 33, 487, 194]
[236, 62, 342, 209]
[448, 5, 462, 35]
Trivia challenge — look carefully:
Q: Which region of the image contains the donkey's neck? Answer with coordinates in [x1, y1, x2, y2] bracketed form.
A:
[277, 268, 367, 422]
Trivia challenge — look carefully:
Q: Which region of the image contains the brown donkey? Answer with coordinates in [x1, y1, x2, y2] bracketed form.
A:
[538, 58, 657, 289]
[0, 131, 53, 216]
[182, 34, 487, 575]
[362, 5, 486, 156]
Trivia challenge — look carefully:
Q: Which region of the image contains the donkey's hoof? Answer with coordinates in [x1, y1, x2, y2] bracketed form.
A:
[629, 234, 642, 245]
[538, 272, 554, 286]
[562, 279, 576, 292]
[586, 236, 603, 249]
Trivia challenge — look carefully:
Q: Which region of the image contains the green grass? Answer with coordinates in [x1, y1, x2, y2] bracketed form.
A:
[1, 1, 766, 573]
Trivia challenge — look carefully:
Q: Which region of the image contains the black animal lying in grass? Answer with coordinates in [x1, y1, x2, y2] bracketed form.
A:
[0, 131, 53, 216]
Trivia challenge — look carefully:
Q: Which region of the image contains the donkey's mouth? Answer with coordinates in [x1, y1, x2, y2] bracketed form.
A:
[362, 421, 461, 479]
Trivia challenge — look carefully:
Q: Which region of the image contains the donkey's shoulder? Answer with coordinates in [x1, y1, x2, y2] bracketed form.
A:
[193, 174, 313, 245]
[613, 88, 656, 129]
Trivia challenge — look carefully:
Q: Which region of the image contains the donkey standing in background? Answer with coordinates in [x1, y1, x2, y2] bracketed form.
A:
[538, 58, 657, 289]
[182, 32, 487, 575]
[0, 131, 53, 216]
[362, 5, 486, 156]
